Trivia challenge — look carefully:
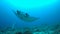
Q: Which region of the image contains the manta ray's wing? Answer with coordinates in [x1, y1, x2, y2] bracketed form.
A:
[18, 15, 38, 22]
[22, 16, 39, 22]
[13, 11, 39, 22]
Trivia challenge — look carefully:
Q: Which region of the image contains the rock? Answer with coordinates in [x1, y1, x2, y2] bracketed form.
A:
[33, 32, 46, 34]
[23, 31, 32, 34]
[15, 32, 22, 34]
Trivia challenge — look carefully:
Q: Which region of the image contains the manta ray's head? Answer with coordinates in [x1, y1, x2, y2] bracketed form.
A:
[16, 10, 21, 15]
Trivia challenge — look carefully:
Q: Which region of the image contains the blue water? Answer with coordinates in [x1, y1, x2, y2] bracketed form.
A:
[0, 0, 60, 30]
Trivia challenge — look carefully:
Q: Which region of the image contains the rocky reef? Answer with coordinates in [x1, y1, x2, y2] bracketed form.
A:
[0, 24, 60, 34]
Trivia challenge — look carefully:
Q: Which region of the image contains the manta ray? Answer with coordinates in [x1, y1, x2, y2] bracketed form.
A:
[13, 10, 39, 22]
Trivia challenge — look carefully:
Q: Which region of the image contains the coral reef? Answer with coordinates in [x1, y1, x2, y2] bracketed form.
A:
[0, 24, 60, 34]
[23, 30, 32, 34]
[15, 32, 22, 34]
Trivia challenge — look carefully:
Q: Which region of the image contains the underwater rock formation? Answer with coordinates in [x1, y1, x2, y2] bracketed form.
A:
[13, 10, 39, 22]
[15, 32, 22, 34]
[33, 31, 47, 34]
[1, 23, 60, 34]
[52, 24, 60, 34]
[23, 30, 32, 34]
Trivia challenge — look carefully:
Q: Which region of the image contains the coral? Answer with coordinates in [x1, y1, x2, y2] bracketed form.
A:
[15, 32, 22, 34]
[0, 30, 5, 33]
[23, 30, 32, 34]
[53, 29, 60, 34]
